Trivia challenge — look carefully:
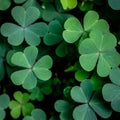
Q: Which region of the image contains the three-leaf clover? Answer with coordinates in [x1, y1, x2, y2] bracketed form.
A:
[9, 91, 34, 119]
[79, 30, 120, 77]
[102, 67, 120, 112]
[11, 46, 53, 89]
[1, 6, 48, 46]
[0, 94, 10, 120]
[71, 80, 112, 120]
[23, 108, 47, 120]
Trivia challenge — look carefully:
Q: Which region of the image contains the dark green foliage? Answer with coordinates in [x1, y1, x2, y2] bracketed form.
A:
[0, 0, 120, 120]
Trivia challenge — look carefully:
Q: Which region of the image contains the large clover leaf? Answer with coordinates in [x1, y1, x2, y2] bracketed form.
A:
[0, 94, 10, 120]
[9, 91, 34, 119]
[71, 80, 112, 120]
[0, 6, 48, 46]
[102, 67, 120, 112]
[11, 46, 53, 89]
[63, 17, 83, 43]
[23, 108, 46, 120]
[79, 30, 120, 77]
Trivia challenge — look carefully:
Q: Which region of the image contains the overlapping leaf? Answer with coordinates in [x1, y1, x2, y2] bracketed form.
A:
[23, 109, 46, 120]
[79, 30, 120, 77]
[63, 17, 83, 43]
[55, 100, 73, 120]
[11, 46, 53, 89]
[44, 20, 63, 45]
[102, 67, 120, 112]
[0, 94, 10, 120]
[9, 91, 34, 119]
[1, 6, 48, 46]
[63, 10, 109, 44]
[71, 80, 112, 120]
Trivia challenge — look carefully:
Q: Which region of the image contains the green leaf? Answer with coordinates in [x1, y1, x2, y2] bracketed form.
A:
[102, 67, 120, 112]
[12, 6, 40, 27]
[44, 20, 63, 45]
[11, 52, 31, 68]
[9, 101, 21, 119]
[73, 104, 97, 120]
[63, 17, 83, 43]
[71, 80, 93, 103]
[75, 69, 89, 82]
[23, 109, 47, 120]
[0, 0, 11, 11]
[60, 0, 77, 9]
[9, 91, 34, 119]
[55, 100, 73, 120]
[109, 67, 120, 85]
[11, 69, 37, 89]
[14, 0, 27, 4]
[89, 92, 112, 118]
[79, 30, 120, 77]
[108, 0, 120, 10]
[83, 10, 99, 31]
[1, 6, 48, 46]
[0, 94, 10, 109]
[41, 4, 58, 22]
[1, 23, 24, 46]
[0, 109, 6, 120]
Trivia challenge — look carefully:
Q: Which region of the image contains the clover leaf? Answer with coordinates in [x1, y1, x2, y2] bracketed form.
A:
[71, 80, 112, 120]
[29, 80, 52, 101]
[0, 94, 10, 120]
[60, 0, 77, 9]
[55, 100, 73, 120]
[11, 46, 53, 89]
[102, 67, 120, 112]
[0, 0, 11, 11]
[63, 17, 83, 43]
[108, 0, 120, 10]
[44, 20, 63, 46]
[23, 108, 47, 120]
[1, 6, 48, 46]
[79, 30, 120, 77]
[9, 91, 34, 119]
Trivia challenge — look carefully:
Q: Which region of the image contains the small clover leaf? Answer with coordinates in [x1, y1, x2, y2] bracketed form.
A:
[11, 46, 53, 89]
[0, 94, 10, 120]
[0, 0, 11, 11]
[1, 6, 48, 46]
[71, 80, 112, 120]
[55, 100, 73, 120]
[63, 17, 83, 43]
[60, 0, 77, 9]
[44, 20, 63, 46]
[102, 67, 120, 112]
[29, 80, 52, 101]
[23, 108, 47, 120]
[9, 91, 34, 119]
[79, 30, 120, 77]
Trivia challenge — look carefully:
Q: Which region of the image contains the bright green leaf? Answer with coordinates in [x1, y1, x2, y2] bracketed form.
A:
[60, 0, 77, 9]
